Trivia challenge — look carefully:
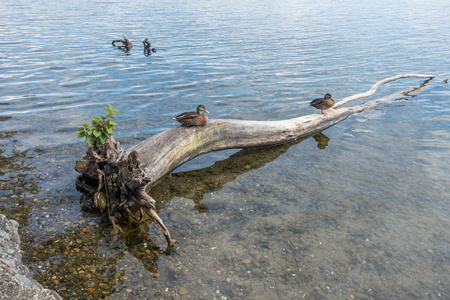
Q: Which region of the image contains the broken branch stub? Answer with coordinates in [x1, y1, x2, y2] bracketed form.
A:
[75, 74, 435, 248]
[112, 34, 133, 49]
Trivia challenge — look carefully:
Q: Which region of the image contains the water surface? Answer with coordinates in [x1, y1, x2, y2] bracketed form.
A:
[1, 0, 449, 299]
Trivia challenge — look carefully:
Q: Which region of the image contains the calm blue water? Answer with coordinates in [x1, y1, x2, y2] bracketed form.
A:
[1, 0, 449, 299]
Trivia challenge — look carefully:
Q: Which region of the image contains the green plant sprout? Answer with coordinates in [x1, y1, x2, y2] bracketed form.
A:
[77, 104, 122, 148]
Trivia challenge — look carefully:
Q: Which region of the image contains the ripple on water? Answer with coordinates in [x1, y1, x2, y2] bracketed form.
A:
[0, 0, 449, 299]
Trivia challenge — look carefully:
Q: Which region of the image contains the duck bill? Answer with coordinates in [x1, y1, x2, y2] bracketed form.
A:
[204, 110, 210, 114]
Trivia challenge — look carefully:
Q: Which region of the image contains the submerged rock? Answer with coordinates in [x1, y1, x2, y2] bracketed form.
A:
[0, 214, 62, 300]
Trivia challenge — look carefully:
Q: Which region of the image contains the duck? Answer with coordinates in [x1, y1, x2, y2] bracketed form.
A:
[310, 93, 335, 114]
[173, 105, 209, 126]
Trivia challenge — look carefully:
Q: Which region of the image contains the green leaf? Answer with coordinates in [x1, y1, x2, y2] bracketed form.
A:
[100, 133, 108, 144]
[78, 105, 121, 149]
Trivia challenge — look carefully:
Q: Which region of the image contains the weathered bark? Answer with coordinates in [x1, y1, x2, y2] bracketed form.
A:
[75, 74, 434, 248]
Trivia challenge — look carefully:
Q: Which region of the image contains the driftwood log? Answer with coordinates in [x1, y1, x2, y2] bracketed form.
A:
[75, 74, 435, 248]
[143, 38, 157, 56]
[112, 34, 133, 49]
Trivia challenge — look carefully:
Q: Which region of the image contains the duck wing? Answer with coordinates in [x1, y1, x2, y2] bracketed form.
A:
[174, 112, 196, 121]
[309, 98, 324, 108]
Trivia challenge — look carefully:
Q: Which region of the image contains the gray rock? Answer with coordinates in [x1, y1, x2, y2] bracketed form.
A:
[0, 214, 62, 300]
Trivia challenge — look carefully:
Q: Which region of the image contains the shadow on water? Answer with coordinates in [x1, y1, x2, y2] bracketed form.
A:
[59, 134, 330, 298]
[75, 131, 331, 241]
[312, 132, 329, 150]
[150, 132, 329, 212]
[0, 126, 329, 299]
[77, 132, 330, 244]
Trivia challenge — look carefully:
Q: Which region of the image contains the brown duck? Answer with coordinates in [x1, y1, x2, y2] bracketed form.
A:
[310, 93, 335, 114]
[173, 105, 209, 126]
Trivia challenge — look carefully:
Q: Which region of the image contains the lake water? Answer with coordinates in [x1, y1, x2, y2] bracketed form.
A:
[1, 0, 449, 299]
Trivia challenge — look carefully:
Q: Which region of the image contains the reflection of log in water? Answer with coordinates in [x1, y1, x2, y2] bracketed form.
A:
[150, 137, 310, 211]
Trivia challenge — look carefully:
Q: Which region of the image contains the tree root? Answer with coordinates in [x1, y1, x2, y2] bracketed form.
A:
[76, 136, 173, 248]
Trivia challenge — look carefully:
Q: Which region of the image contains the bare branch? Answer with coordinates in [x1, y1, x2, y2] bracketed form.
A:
[333, 74, 435, 108]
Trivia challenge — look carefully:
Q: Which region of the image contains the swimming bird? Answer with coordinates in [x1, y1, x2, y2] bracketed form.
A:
[310, 93, 335, 114]
[173, 105, 209, 126]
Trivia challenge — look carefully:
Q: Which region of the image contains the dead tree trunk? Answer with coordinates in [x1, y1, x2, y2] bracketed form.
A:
[75, 74, 435, 248]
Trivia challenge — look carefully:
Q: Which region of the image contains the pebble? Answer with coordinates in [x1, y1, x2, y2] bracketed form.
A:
[179, 287, 188, 295]
[170, 211, 188, 223]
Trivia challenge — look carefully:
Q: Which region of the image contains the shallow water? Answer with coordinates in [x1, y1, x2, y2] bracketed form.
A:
[1, 0, 449, 299]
